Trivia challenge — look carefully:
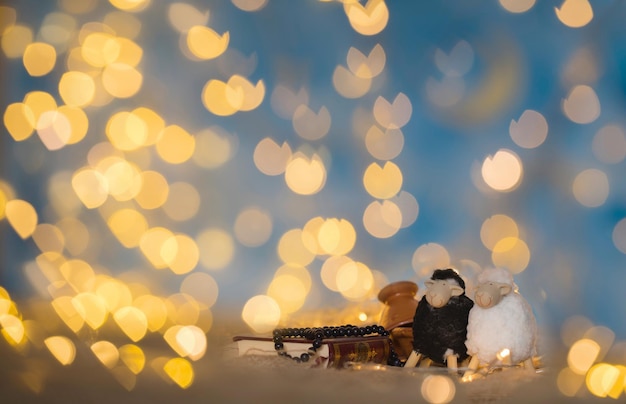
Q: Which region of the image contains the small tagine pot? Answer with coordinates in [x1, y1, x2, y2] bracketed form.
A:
[377, 280, 418, 361]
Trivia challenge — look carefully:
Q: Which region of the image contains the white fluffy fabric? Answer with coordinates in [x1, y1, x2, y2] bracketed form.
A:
[477, 267, 514, 286]
[465, 291, 537, 365]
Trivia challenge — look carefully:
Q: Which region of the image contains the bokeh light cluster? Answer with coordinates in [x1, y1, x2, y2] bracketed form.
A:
[1, 0, 626, 399]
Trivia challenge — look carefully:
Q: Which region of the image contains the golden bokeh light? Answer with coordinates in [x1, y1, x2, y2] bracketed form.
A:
[592, 125, 626, 164]
[167, 3, 210, 33]
[60, 258, 95, 293]
[133, 294, 168, 332]
[347, 43, 385, 79]
[1, 24, 33, 59]
[32, 223, 65, 255]
[0, 6, 16, 33]
[102, 158, 142, 201]
[114, 306, 149, 342]
[319, 218, 357, 256]
[344, 0, 389, 36]
[58, 105, 89, 144]
[336, 260, 374, 301]
[241, 295, 281, 333]
[197, 228, 235, 270]
[480, 214, 519, 251]
[192, 127, 236, 169]
[162, 182, 200, 222]
[228, 75, 265, 112]
[44, 336, 76, 366]
[284, 152, 327, 196]
[568, 338, 601, 375]
[233, 207, 273, 247]
[421, 374, 456, 404]
[555, 0, 593, 28]
[499, 0, 536, 13]
[253, 138, 292, 176]
[4, 102, 35, 141]
[292, 105, 331, 141]
[135, 170, 169, 210]
[51, 296, 85, 333]
[81, 31, 119, 67]
[72, 292, 108, 329]
[165, 293, 200, 326]
[365, 125, 404, 161]
[23, 91, 57, 124]
[162, 357, 194, 389]
[267, 274, 308, 314]
[277, 228, 316, 266]
[0, 314, 25, 345]
[434, 40, 474, 77]
[612, 219, 626, 255]
[91, 340, 119, 369]
[107, 208, 148, 248]
[106, 111, 148, 151]
[6, 199, 38, 239]
[36, 110, 72, 151]
[481, 149, 523, 192]
[270, 85, 309, 120]
[557, 367, 585, 397]
[363, 161, 402, 199]
[113, 37, 143, 66]
[586, 363, 620, 398]
[562, 85, 600, 124]
[180, 272, 219, 309]
[59, 71, 96, 107]
[391, 191, 419, 228]
[172, 325, 207, 360]
[1, 0, 625, 397]
[96, 277, 133, 313]
[104, 11, 141, 39]
[202, 79, 242, 116]
[332, 65, 372, 99]
[22, 42, 56, 76]
[373, 93, 412, 129]
[118, 344, 145, 375]
[72, 167, 109, 209]
[302, 217, 326, 255]
[509, 109, 548, 149]
[140, 227, 174, 269]
[108, 0, 151, 12]
[102, 63, 143, 98]
[231, 0, 268, 12]
[59, 0, 96, 14]
[186, 26, 229, 60]
[363, 200, 402, 239]
[132, 107, 165, 146]
[161, 234, 200, 275]
[411, 243, 450, 277]
[572, 168, 609, 208]
[491, 237, 530, 274]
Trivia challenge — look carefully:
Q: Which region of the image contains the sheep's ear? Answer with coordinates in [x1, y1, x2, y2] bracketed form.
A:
[425, 280, 434, 288]
[450, 285, 464, 297]
[499, 284, 512, 296]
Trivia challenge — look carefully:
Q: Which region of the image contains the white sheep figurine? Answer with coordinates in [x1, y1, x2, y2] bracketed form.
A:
[463, 267, 537, 379]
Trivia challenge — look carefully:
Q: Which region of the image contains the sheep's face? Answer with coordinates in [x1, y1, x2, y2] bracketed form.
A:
[473, 281, 512, 308]
[424, 279, 464, 308]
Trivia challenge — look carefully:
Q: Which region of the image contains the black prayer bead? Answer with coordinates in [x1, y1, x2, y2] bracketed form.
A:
[300, 353, 309, 362]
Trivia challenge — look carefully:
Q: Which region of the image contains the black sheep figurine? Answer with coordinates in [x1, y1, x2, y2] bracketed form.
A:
[404, 268, 474, 372]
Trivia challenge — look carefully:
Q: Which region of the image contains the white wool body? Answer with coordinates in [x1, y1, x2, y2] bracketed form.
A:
[465, 291, 537, 365]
